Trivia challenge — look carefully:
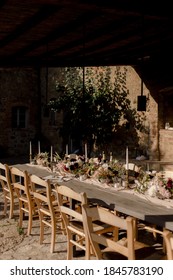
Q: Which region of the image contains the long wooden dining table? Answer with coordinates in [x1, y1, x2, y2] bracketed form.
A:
[13, 163, 173, 232]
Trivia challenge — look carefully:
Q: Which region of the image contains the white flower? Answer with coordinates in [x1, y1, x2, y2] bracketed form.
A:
[134, 179, 140, 187]
[158, 186, 172, 199]
[66, 162, 70, 169]
[147, 184, 157, 197]
[102, 163, 109, 169]
[77, 158, 83, 167]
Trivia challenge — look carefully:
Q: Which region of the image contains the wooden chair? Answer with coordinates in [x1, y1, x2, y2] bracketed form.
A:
[82, 204, 159, 260]
[10, 166, 37, 235]
[163, 229, 173, 260]
[56, 185, 115, 260]
[0, 163, 16, 218]
[30, 174, 64, 253]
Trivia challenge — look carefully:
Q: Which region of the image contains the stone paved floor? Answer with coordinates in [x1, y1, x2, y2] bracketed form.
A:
[0, 195, 165, 260]
[0, 203, 68, 260]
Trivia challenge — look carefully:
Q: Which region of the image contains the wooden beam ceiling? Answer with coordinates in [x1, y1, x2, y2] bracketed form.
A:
[0, 0, 173, 68]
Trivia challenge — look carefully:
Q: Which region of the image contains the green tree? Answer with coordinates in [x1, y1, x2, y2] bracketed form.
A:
[48, 66, 146, 155]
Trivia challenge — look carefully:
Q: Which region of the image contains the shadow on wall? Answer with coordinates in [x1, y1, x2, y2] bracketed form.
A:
[0, 145, 8, 158]
[0, 155, 28, 165]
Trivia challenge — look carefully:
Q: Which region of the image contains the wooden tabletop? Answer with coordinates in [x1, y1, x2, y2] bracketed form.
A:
[13, 163, 173, 231]
[61, 179, 173, 231]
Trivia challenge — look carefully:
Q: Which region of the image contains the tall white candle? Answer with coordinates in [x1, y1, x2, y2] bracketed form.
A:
[70, 139, 73, 153]
[126, 146, 129, 170]
[50, 146, 53, 162]
[102, 151, 105, 161]
[38, 141, 40, 154]
[110, 152, 113, 162]
[85, 143, 88, 162]
[29, 141, 32, 155]
[66, 144, 68, 155]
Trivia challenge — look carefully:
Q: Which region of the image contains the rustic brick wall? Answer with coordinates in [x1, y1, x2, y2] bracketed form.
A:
[39, 68, 64, 155]
[0, 68, 39, 157]
[0, 66, 161, 161]
[158, 90, 173, 166]
[126, 66, 159, 160]
[40, 66, 156, 160]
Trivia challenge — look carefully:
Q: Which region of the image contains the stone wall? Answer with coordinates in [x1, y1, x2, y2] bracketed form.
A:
[0, 68, 39, 157]
[39, 68, 64, 155]
[0, 66, 159, 160]
[40, 66, 156, 159]
[126, 67, 159, 160]
[159, 130, 173, 161]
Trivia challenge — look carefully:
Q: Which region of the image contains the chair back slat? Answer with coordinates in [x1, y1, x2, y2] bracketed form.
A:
[60, 205, 83, 221]
[57, 185, 87, 204]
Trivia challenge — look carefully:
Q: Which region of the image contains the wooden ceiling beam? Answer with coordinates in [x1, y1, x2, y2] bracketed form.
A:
[10, 10, 101, 60]
[0, 5, 60, 49]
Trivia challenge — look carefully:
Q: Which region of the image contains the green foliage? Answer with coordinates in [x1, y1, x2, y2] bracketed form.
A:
[48, 66, 146, 152]
[17, 226, 24, 235]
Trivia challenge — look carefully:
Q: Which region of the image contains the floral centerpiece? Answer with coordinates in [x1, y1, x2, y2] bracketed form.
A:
[135, 171, 173, 199]
[90, 162, 118, 184]
[34, 152, 49, 167]
[53, 152, 61, 162]
[33, 150, 173, 200]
